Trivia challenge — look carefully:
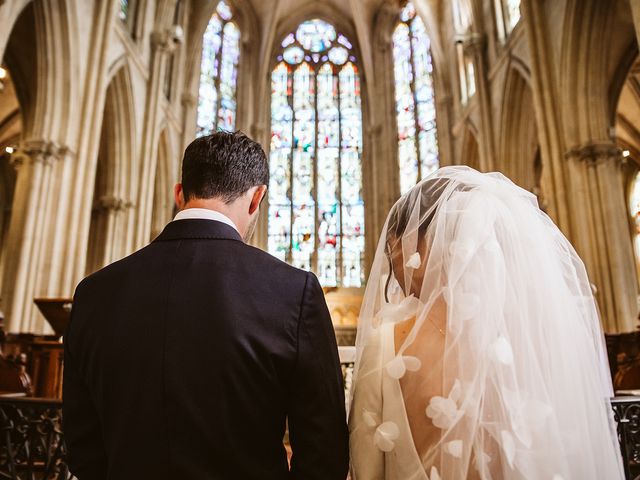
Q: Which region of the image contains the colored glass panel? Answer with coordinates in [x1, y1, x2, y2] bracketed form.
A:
[119, 0, 129, 21]
[268, 21, 364, 287]
[196, 1, 239, 137]
[393, 1, 439, 194]
[296, 20, 336, 52]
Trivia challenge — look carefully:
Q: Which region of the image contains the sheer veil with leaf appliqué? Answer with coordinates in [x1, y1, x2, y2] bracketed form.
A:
[349, 166, 624, 479]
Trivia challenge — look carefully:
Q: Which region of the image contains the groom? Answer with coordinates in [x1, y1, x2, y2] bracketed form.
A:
[63, 131, 349, 479]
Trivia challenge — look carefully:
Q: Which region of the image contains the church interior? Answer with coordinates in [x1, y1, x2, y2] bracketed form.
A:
[1, 0, 640, 477]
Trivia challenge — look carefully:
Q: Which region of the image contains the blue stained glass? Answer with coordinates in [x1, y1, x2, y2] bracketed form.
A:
[328, 47, 349, 65]
[393, 1, 439, 193]
[196, 2, 239, 137]
[400, 2, 416, 22]
[269, 21, 364, 287]
[119, 0, 129, 21]
[282, 33, 295, 48]
[283, 46, 304, 64]
[337, 34, 353, 49]
[296, 20, 336, 52]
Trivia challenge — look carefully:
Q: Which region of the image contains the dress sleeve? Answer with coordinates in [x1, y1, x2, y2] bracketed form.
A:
[349, 327, 385, 480]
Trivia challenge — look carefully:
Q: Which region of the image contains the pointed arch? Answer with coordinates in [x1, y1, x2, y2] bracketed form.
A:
[391, 1, 439, 194]
[498, 66, 540, 193]
[560, 0, 635, 146]
[268, 18, 365, 288]
[86, 65, 137, 274]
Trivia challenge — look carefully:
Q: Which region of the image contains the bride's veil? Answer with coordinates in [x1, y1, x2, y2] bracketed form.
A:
[352, 166, 623, 479]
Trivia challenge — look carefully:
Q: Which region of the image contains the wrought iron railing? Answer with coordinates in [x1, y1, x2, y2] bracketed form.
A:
[0, 392, 638, 479]
[0, 397, 74, 480]
[613, 396, 640, 480]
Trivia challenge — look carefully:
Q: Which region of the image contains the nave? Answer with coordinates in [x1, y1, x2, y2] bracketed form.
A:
[0, 0, 640, 477]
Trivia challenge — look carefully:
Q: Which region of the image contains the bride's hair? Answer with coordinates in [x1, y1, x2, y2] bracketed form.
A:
[384, 178, 466, 300]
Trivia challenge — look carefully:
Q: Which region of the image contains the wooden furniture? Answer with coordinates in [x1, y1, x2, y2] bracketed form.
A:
[606, 331, 640, 392]
[0, 298, 71, 399]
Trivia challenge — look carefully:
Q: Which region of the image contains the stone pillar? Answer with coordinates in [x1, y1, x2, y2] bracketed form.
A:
[520, 0, 569, 230]
[565, 143, 638, 333]
[2, 141, 69, 333]
[134, 28, 179, 249]
[86, 195, 133, 274]
[464, 34, 495, 172]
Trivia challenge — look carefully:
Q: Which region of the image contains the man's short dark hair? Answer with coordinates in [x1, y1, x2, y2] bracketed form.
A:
[181, 131, 269, 203]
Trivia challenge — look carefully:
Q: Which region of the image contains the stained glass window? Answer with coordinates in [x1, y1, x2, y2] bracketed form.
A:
[393, 1, 439, 194]
[630, 172, 640, 280]
[269, 19, 364, 288]
[119, 0, 129, 21]
[196, 1, 240, 137]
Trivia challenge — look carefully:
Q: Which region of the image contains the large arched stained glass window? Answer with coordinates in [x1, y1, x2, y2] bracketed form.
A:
[269, 19, 364, 288]
[196, 1, 240, 136]
[393, 1, 439, 194]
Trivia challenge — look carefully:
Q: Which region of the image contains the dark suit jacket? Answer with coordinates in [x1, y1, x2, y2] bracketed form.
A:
[63, 219, 349, 480]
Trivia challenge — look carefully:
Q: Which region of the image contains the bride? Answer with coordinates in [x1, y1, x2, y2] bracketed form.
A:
[349, 166, 624, 479]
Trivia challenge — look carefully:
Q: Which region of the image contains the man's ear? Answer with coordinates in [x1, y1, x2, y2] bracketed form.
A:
[249, 185, 267, 215]
[174, 183, 185, 210]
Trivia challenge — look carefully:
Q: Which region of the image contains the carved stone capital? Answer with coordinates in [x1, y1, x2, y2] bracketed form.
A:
[10, 140, 70, 168]
[565, 142, 622, 168]
[151, 25, 183, 54]
[97, 195, 134, 212]
[463, 34, 485, 55]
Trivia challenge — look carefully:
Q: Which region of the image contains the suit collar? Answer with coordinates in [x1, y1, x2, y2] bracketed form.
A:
[153, 219, 244, 243]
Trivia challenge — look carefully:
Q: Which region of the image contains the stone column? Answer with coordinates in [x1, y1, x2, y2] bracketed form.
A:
[565, 143, 638, 333]
[520, 0, 569, 230]
[2, 141, 69, 333]
[464, 34, 495, 172]
[86, 195, 133, 274]
[134, 28, 179, 249]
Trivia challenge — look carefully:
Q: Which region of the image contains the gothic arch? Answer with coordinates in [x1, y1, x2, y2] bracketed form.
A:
[0, 0, 80, 333]
[560, 0, 635, 147]
[1, 0, 78, 146]
[498, 66, 540, 192]
[86, 65, 137, 274]
[184, 0, 259, 132]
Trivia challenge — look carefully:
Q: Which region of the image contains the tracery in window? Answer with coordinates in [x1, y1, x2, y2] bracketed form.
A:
[393, 1, 439, 194]
[269, 19, 364, 287]
[196, 1, 240, 136]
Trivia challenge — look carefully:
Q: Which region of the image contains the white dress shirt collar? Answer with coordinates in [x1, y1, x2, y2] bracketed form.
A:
[173, 208, 239, 233]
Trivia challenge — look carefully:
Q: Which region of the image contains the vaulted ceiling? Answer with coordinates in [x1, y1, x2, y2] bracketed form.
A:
[189, 0, 444, 64]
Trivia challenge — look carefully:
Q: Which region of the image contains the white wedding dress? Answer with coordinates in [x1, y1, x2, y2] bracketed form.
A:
[349, 167, 624, 480]
[350, 321, 428, 480]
